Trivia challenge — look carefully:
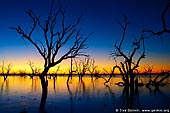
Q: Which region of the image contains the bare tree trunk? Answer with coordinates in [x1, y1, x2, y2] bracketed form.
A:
[3, 75, 8, 81]
[11, 0, 89, 112]
[53, 76, 56, 89]
[39, 76, 48, 113]
[130, 75, 135, 87]
[39, 67, 49, 112]
[67, 56, 73, 83]
[125, 74, 129, 85]
[129, 74, 134, 108]
[67, 73, 72, 84]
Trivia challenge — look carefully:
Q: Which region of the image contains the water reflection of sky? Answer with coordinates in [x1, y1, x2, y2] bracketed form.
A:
[0, 76, 170, 113]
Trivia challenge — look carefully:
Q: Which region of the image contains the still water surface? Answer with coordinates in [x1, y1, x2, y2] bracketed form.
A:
[0, 76, 170, 113]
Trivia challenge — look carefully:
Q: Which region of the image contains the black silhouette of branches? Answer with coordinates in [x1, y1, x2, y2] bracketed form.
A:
[145, 1, 170, 36]
[105, 16, 146, 85]
[10, 0, 91, 112]
[10, 0, 90, 76]
[0, 61, 13, 81]
[28, 60, 41, 78]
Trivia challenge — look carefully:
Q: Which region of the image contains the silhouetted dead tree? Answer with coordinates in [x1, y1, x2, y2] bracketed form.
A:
[67, 52, 77, 83]
[143, 65, 153, 75]
[0, 61, 13, 81]
[11, 2, 89, 81]
[0, 61, 5, 74]
[157, 71, 170, 84]
[145, 1, 170, 37]
[28, 61, 41, 78]
[104, 16, 146, 89]
[6, 63, 12, 75]
[67, 56, 90, 82]
[77, 56, 90, 81]
[87, 57, 98, 80]
[10, 0, 89, 112]
[144, 1, 170, 88]
[147, 71, 170, 87]
[28, 61, 35, 76]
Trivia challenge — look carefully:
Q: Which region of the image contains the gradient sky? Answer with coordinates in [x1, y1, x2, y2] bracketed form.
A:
[0, 0, 170, 73]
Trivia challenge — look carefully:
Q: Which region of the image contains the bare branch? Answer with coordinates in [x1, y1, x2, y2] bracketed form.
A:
[11, 0, 90, 76]
[144, 1, 170, 36]
[108, 16, 146, 85]
[118, 15, 130, 49]
[104, 65, 124, 84]
[25, 10, 37, 37]
[10, 26, 46, 59]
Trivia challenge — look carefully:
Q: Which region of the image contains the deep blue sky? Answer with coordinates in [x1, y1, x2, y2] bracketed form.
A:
[0, 0, 170, 72]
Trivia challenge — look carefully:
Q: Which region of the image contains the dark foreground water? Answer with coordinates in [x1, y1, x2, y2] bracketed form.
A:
[0, 76, 170, 113]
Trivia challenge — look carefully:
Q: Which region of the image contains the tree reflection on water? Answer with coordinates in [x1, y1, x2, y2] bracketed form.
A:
[0, 76, 170, 113]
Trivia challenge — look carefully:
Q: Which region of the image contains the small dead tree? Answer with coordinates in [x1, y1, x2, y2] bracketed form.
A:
[6, 64, 13, 75]
[87, 57, 98, 80]
[10, 0, 90, 112]
[28, 60, 41, 78]
[77, 56, 90, 81]
[67, 52, 78, 83]
[52, 66, 60, 89]
[0, 61, 13, 81]
[0, 61, 5, 75]
[88, 58, 97, 74]
[104, 16, 146, 89]
[143, 65, 153, 74]
[28, 61, 35, 76]
[67, 56, 90, 82]
[143, 65, 153, 81]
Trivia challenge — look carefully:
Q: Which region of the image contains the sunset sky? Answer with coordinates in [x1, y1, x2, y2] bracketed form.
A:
[0, 0, 170, 73]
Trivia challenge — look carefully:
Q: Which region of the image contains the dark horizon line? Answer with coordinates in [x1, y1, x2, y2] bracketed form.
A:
[0, 72, 169, 76]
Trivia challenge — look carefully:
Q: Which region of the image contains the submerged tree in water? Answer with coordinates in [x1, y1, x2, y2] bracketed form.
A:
[104, 16, 146, 88]
[11, 0, 89, 112]
[28, 60, 41, 78]
[0, 61, 12, 81]
[103, 16, 146, 109]
[144, 0, 170, 88]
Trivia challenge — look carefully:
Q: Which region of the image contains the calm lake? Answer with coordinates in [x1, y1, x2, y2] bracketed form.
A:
[0, 75, 170, 113]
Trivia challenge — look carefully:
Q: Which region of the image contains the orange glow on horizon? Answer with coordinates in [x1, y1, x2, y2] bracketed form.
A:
[3, 60, 170, 74]
[1, 52, 169, 74]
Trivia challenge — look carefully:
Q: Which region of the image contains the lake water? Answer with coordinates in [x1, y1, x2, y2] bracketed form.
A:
[0, 76, 170, 113]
